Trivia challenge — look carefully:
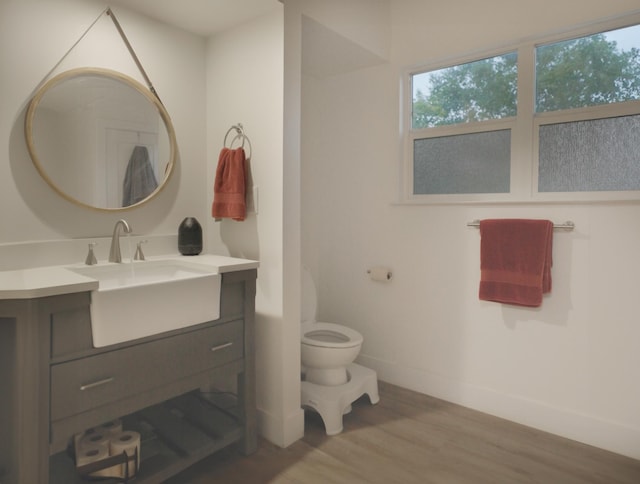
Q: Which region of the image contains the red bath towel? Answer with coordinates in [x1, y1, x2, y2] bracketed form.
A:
[212, 147, 246, 221]
[479, 219, 553, 307]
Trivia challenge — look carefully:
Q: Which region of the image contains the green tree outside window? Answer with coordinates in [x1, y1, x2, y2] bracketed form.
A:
[412, 25, 640, 129]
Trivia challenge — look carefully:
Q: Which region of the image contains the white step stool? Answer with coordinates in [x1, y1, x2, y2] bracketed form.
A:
[301, 363, 379, 435]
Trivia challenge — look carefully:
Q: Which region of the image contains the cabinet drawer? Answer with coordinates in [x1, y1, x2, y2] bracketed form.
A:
[50, 320, 243, 422]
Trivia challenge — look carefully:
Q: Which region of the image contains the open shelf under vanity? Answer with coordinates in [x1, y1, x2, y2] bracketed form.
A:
[50, 392, 242, 484]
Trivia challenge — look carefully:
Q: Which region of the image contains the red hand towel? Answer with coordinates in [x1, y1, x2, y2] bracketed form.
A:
[212, 147, 246, 221]
[479, 219, 553, 307]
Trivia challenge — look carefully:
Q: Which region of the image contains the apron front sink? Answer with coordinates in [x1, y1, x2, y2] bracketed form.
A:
[68, 259, 221, 347]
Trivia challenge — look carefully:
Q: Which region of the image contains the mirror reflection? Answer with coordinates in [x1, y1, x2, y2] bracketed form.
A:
[25, 68, 176, 211]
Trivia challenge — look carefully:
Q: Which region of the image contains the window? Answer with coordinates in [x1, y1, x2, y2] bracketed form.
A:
[538, 115, 640, 192]
[410, 54, 516, 198]
[412, 54, 517, 128]
[534, 24, 640, 196]
[414, 130, 511, 195]
[405, 18, 640, 202]
[536, 26, 640, 112]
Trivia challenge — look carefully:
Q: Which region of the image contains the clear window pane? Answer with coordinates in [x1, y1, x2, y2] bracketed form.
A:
[412, 53, 517, 128]
[413, 130, 511, 194]
[538, 115, 640, 192]
[536, 24, 640, 112]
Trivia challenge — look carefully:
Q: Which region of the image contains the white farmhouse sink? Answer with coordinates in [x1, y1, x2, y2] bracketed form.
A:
[68, 259, 221, 347]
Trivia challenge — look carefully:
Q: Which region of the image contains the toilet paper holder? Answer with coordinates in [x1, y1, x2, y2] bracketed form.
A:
[367, 266, 393, 281]
[76, 446, 138, 483]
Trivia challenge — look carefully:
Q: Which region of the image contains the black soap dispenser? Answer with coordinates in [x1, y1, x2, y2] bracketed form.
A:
[178, 217, 203, 255]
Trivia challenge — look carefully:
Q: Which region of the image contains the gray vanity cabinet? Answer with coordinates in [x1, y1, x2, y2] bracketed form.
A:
[0, 269, 257, 484]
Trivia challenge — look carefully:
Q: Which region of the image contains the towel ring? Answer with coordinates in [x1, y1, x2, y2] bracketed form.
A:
[223, 123, 252, 160]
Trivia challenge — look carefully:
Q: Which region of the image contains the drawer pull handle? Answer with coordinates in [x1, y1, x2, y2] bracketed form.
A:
[211, 342, 233, 352]
[80, 377, 115, 391]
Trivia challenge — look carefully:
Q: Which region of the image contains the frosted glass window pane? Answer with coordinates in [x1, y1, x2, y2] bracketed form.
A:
[413, 130, 510, 194]
[539, 115, 640, 192]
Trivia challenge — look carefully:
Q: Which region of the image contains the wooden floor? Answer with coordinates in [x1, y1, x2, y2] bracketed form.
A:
[167, 381, 640, 483]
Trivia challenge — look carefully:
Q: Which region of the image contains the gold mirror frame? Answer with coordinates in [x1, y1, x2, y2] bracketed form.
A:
[25, 67, 177, 211]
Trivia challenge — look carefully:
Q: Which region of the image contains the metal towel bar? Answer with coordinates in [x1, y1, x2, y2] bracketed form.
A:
[467, 220, 575, 230]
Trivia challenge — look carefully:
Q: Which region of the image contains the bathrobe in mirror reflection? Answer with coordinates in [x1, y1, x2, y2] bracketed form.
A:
[122, 145, 158, 206]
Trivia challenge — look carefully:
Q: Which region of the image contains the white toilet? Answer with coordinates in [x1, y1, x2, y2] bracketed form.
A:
[300, 268, 379, 435]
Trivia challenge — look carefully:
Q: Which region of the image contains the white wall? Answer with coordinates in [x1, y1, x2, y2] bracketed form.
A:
[300, 0, 640, 459]
[0, 0, 208, 259]
[296, 0, 390, 60]
[205, 8, 304, 447]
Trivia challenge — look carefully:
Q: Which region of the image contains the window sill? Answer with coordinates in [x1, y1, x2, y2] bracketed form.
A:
[394, 193, 640, 206]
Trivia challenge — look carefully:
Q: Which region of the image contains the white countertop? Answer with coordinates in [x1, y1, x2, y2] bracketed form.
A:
[0, 253, 259, 300]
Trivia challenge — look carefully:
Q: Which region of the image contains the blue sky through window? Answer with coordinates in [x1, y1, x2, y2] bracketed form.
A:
[603, 24, 640, 51]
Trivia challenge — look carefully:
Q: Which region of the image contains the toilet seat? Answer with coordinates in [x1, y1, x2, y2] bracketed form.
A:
[302, 322, 363, 349]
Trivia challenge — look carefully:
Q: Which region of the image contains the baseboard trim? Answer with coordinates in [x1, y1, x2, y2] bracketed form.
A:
[257, 406, 305, 448]
[357, 354, 640, 460]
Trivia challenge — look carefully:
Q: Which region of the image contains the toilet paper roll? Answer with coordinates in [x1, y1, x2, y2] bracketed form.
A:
[368, 266, 392, 282]
[76, 442, 123, 478]
[74, 426, 99, 450]
[109, 430, 141, 477]
[76, 444, 109, 467]
[79, 432, 110, 453]
[98, 419, 123, 435]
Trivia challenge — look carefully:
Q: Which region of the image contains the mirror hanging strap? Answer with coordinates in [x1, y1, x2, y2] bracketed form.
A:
[106, 8, 162, 104]
[28, 7, 162, 106]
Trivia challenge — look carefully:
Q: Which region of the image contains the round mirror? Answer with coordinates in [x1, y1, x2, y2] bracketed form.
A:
[25, 67, 177, 211]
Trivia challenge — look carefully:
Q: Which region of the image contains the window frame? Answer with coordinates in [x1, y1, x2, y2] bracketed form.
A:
[402, 13, 640, 204]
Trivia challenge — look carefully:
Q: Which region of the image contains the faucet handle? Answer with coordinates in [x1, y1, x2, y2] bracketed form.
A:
[85, 242, 98, 265]
[134, 240, 148, 261]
